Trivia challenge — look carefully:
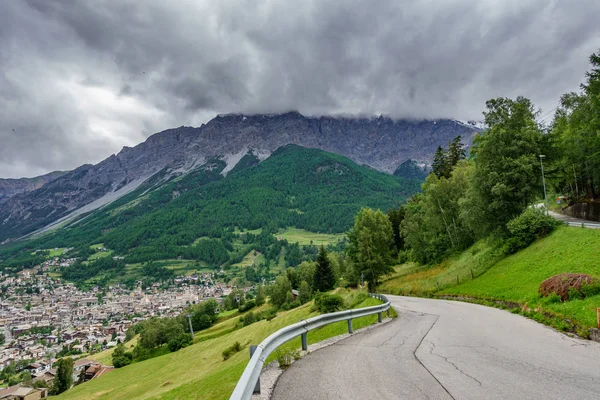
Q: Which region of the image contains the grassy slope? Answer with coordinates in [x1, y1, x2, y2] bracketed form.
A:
[379, 238, 503, 295]
[275, 228, 345, 246]
[58, 293, 390, 400]
[380, 226, 600, 330]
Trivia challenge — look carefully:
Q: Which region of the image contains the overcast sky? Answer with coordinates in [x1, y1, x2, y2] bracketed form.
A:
[1, 0, 599, 178]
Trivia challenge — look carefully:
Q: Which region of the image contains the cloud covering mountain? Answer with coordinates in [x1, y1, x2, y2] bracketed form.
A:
[1, 0, 599, 178]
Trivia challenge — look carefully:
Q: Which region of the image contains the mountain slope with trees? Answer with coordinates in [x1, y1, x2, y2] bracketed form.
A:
[0, 145, 420, 273]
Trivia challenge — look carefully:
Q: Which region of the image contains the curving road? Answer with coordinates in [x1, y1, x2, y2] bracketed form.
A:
[272, 296, 600, 400]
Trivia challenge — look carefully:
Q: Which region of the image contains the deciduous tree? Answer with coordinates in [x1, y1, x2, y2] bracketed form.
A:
[347, 208, 394, 290]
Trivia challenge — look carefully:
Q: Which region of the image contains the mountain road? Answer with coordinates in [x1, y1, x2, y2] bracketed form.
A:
[272, 295, 600, 400]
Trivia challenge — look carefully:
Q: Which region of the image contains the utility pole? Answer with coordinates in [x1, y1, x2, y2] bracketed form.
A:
[539, 155, 548, 215]
[186, 314, 194, 338]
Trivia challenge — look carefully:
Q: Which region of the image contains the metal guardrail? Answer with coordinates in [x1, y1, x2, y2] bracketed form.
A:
[564, 221, 600, 229]
[230, 293, 391, 400]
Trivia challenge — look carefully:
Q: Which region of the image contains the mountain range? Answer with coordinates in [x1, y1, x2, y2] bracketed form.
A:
[0, 112, 482, 242]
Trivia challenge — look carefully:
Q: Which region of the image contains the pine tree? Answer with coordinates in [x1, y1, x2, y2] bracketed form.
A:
[313, 246, 335, 292]
[432, 146, 449, 178]
[447, 136, 467, 168]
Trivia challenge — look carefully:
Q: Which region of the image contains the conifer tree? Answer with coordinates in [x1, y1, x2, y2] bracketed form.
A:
[432, 146, 449, 178]
[313, 246, 335, 292]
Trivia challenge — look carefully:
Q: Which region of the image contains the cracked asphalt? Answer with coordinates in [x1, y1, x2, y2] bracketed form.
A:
[271, 296, 600, 400]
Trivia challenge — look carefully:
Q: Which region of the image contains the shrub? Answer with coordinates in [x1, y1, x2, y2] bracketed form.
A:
[314, 293, 344, 313]
[222, 341, 243, 361]
[275, 347, 301, 369]
[168, 333, 193, 352]
[239, 300, 256, 313]
[263, 308, 277, 321]
[539, 273, 599, 301]
[112, 355, 132, 368]
[504, 208, 561, 254]
[241, 311, 255, 327]
[280, 300, 301, 311]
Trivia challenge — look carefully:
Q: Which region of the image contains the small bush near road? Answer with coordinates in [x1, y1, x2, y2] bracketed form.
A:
[222, 341, 243, 361]
[538, 273, 599, 302]
[275, 347, 301, 369]
[504, 208, 561, 254]
[314, 293, 344, 313]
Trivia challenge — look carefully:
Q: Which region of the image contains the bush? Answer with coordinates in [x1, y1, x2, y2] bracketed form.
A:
[168, 333, 193, 352]
[314, 293, 344, 313]
[504, 208, 561, 254]
[112, 355, 132, 368]
[222, 341, 243, 361]
[263, 308, 277, 321]
[280, 300, 301, 311]
[239, 300, 256, 312]
[240, 311, 256, 327]
[275, 347, 301, 369]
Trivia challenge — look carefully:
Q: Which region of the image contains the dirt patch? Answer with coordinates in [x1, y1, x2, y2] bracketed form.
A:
[538, 273, 598, 301]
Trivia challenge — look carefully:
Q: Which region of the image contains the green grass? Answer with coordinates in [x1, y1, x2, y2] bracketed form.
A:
[57, 290, 390, 400]
[379, 226, 600, 332]
[275, 228, 345, 246]
[379, 238, 503, 296]
[88, 251, 112, 261]
[34, 247, 67, 257]
[232, 251, 263, 267]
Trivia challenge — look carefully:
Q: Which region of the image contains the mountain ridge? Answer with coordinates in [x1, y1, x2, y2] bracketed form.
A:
[0, 112, 482, 242]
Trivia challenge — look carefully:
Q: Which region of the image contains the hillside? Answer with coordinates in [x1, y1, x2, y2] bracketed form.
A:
[379, 226, 600, 334]
[0, 113, 479, 242]
[0, 145, 420, 276]
[57, 291, 387, 400]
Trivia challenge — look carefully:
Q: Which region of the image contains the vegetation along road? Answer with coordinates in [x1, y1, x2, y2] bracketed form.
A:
[272, 295, 600, 400]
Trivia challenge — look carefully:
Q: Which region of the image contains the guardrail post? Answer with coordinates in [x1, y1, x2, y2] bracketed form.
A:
[378, 312, 382, 323]
[301, 332, 308, 351]
[347, 319, 353, 334]
[249, 345, 260, 394]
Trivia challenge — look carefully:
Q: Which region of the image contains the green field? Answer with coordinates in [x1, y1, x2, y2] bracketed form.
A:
[34, 247, 68, 257]
[232, 250, 264, 267]
[58, 291, 391, 400]
[275, 228, 345, 246]
[380, 226, 600, 332]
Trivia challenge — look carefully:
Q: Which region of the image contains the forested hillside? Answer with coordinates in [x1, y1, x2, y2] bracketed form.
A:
[0, 145, 420, 272]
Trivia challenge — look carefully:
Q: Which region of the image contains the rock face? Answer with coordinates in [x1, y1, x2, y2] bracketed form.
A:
[0, 112, 481, 241]
[0, 171, 66, 203]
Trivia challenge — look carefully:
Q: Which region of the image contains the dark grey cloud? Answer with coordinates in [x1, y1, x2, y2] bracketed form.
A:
[1, 0, 599, 178]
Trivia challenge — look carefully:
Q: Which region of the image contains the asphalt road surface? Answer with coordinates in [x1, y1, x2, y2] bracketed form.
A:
[272, 296, 600, 400]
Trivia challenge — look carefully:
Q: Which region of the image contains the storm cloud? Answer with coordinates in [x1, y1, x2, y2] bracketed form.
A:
[1, 0, 599, 178]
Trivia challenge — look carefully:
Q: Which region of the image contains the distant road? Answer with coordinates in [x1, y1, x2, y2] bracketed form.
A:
[272, 296, 600, 400]
[548, 210, 600, 229]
